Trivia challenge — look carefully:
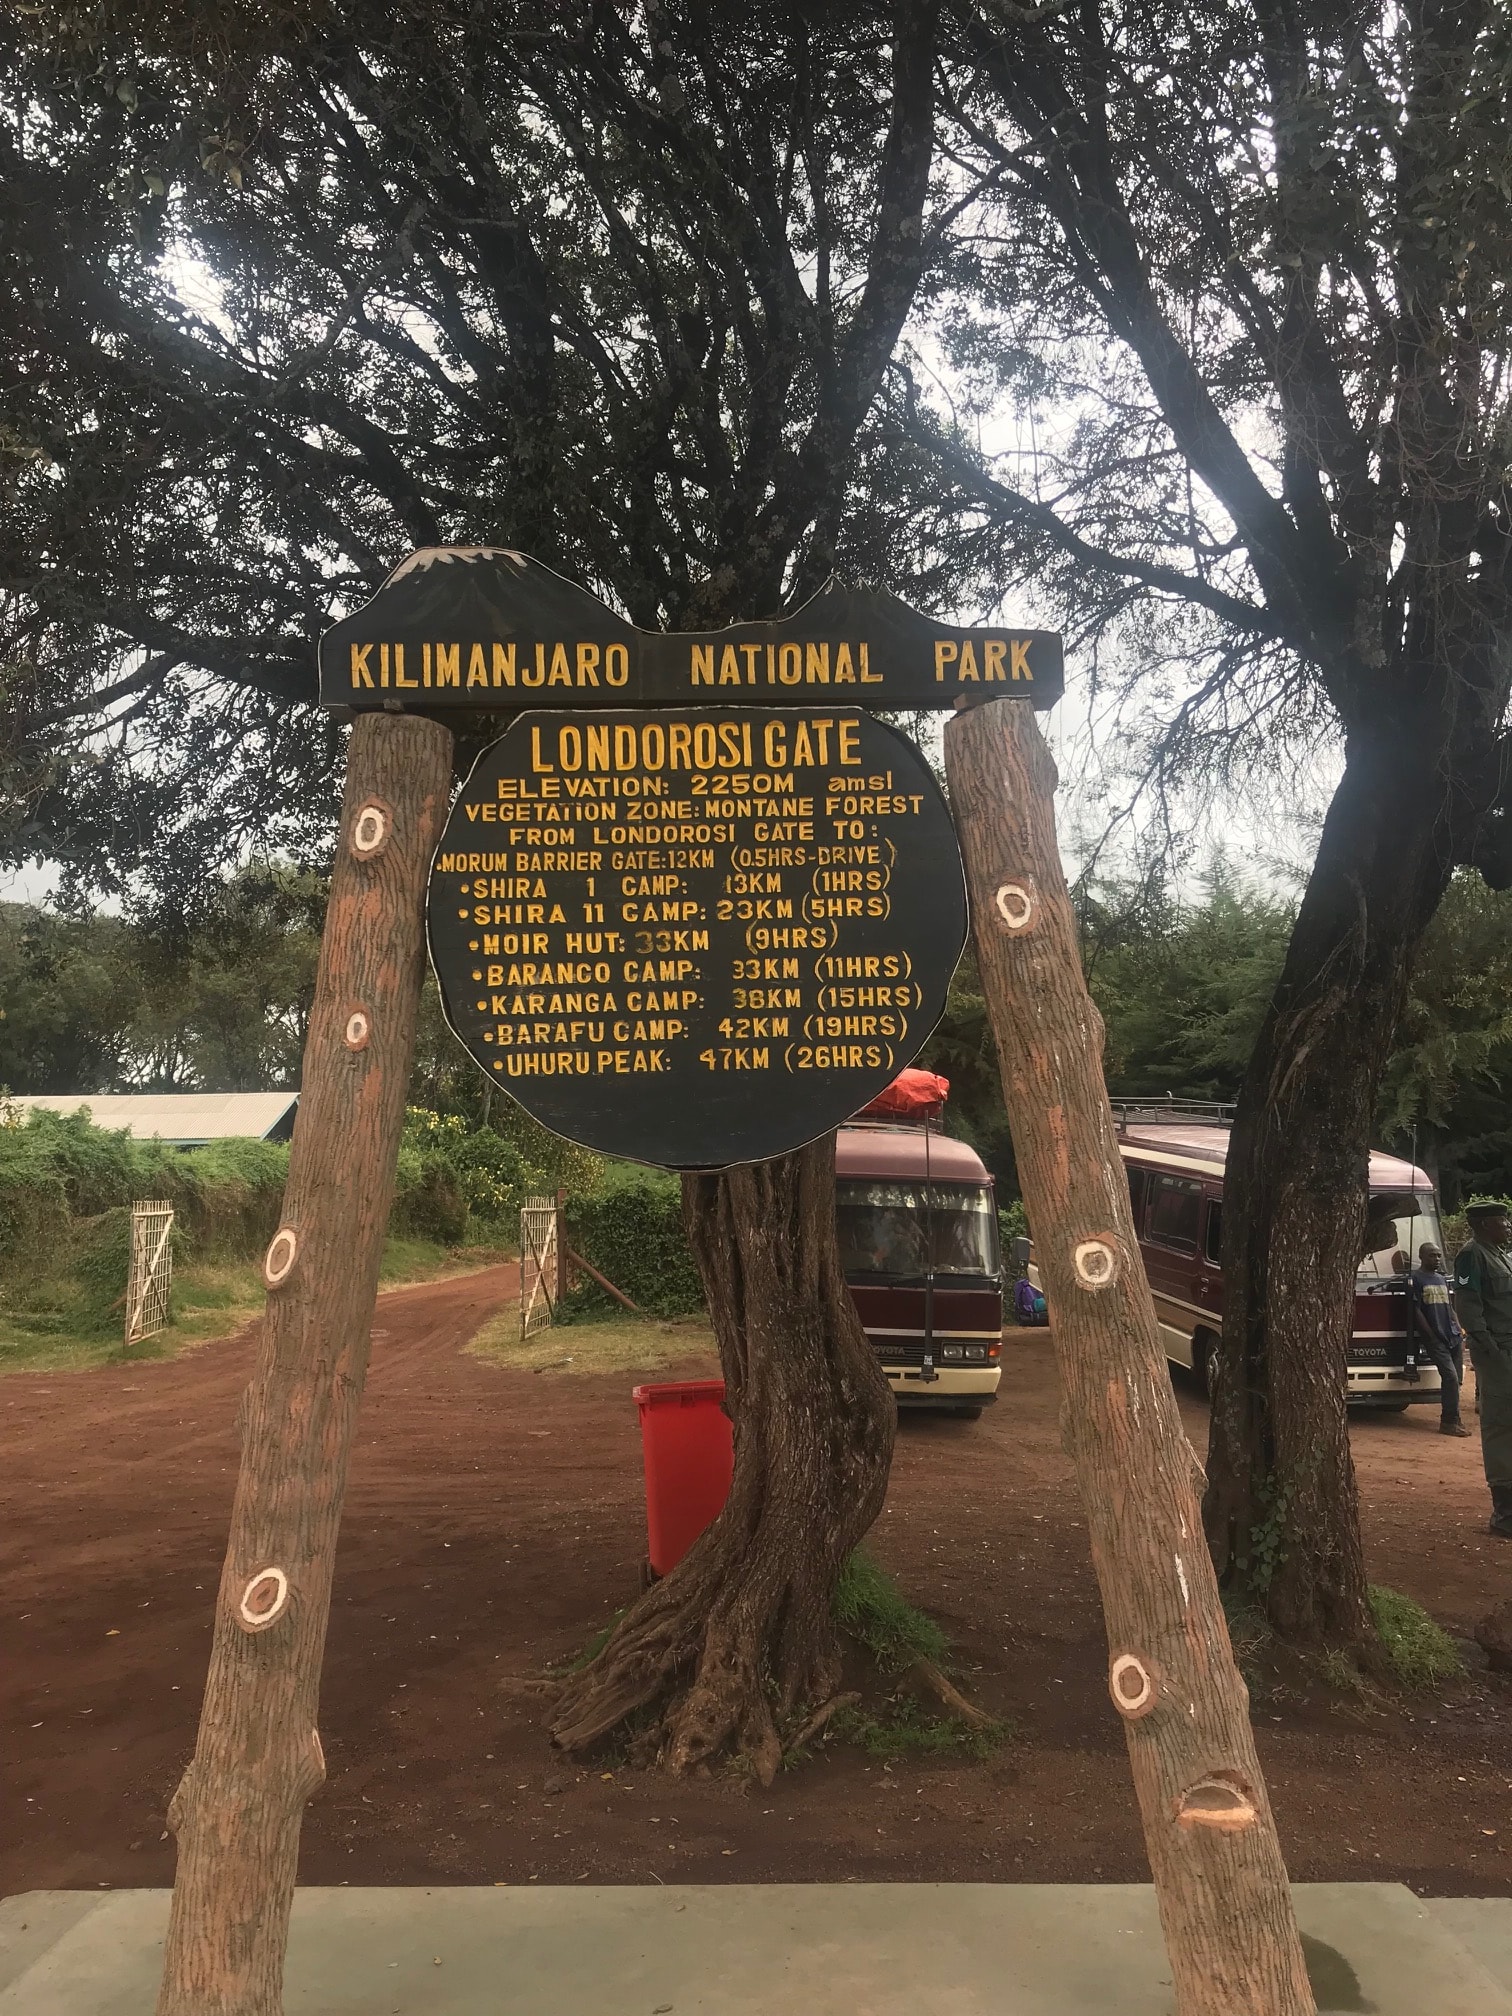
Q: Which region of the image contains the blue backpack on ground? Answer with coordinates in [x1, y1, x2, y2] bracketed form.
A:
[1013, 1275, 1047, 1326]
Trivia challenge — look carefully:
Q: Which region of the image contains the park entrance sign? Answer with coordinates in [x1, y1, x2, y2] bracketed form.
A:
[159, 548, 1316, 2016]
[427, 707, 966, 1166]
[318, 547, 1063, 712]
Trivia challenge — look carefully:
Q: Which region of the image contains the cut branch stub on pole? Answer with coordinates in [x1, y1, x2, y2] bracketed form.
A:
[155, 711, 454, 2016]
[944, 696, 1316, 2016]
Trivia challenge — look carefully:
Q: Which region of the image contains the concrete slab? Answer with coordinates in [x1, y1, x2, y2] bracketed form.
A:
[1429, 1901, 1512, 1996]
[3, 1882, 1511, 2016]
[0, 1893, 103, 1998]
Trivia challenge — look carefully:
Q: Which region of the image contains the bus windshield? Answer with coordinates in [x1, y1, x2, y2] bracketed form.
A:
[836, 1180, 1000, 1280]
[1359, 1191, 1443, 1281]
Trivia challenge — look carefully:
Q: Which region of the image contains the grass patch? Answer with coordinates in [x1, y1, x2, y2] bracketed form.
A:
[826, 1696, 1006, 1762]
[834, 1548, 950, 1672]
[1368, 1584, 1464, 1690]
[0, 1236, 508, 1375]
[1219, 1583, 1464, 1704]
[467, 1306, 717, 1377]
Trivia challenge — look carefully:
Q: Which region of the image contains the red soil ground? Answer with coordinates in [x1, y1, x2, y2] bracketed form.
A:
[3, 1264, 1509, 1899]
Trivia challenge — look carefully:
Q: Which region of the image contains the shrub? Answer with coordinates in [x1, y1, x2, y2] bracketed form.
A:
[562, 1161, 704, 1319]
[391, 1146, 469, 1244]
[999, 1198, 1028, 1254]
[171, 1137, 290, 1258]
[399, 1107, 534, 1235]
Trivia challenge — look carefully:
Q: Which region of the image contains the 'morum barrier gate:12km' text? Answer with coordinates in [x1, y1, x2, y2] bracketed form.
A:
[155, 549, 1319, 2016]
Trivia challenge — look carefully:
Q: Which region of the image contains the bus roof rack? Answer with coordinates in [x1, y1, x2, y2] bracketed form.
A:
[1110, 1096, 1236, 1129]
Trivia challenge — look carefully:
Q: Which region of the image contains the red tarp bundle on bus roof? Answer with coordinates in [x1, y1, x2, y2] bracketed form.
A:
[854, 1068, 949, 1120]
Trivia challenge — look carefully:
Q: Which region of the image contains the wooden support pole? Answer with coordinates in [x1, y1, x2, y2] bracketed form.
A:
[944, 698, 1315, 2016]
[565, 1247, 643, 1315]
[156, 711, 454, 2016]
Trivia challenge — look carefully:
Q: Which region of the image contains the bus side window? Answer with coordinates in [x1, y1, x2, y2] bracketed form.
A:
[1127, 1164, 1149, 1236]
[1147, 1176, 1201, 1252]
[1204, 1200, 1222, 1265]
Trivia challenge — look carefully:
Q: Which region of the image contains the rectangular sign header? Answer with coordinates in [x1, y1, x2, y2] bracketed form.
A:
[318, 548, 1063, 713]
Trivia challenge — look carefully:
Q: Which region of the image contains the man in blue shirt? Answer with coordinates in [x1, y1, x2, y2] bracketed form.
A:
[1409, 1243, 1471, 1435]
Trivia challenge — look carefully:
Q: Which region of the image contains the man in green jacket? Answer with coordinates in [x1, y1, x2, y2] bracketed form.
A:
[1453, 1197, 1512, 1539]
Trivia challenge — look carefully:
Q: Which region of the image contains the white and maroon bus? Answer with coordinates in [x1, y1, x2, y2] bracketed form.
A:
[835, 1095, 1003, 1418]
[1036, 1103, 1444, 1409]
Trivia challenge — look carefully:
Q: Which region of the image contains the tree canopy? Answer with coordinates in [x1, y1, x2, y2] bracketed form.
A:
[3, 0, 950, 910]
[917, 0, 1512, 818]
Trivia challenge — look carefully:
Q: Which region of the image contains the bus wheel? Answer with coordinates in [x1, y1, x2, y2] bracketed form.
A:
[953, 1405, 984, 1422]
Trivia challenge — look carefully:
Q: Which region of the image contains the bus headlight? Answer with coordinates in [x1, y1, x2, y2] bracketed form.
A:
[941, 1345, 963, 1361]
[964, 1344, 986, 1362]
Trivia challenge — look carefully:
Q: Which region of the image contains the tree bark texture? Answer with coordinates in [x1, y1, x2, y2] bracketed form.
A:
[156, 711, 454, 2016]
[1205, 740, 1454, 1645]
[551, 1134, 896, 1786]
[945, 695, 1314, 2016]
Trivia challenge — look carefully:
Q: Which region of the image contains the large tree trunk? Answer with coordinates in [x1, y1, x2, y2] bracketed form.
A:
[946, 694, 1314, 2016]
[551, 1135, 895, 1785]
[1205, 736, 1455, 1645]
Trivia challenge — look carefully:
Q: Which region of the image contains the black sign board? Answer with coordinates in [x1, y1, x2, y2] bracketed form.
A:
[321, 548, 1062, 714]
[426, 707, 968, 1168]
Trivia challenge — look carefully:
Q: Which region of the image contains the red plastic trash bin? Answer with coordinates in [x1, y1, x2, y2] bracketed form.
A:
[633, 1379, 734, 1578]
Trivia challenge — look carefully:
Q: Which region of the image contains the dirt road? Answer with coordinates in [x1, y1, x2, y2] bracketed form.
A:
[3, 1269, 1509, 1898]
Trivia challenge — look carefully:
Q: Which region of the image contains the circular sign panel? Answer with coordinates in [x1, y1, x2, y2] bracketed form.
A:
[426, 707, 967, 1168]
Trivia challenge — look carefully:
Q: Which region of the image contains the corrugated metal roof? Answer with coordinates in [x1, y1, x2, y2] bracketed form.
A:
[11, 1091, 299, 1146]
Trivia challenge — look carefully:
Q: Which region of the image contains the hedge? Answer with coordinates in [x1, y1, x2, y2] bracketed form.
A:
[562, 1161, 705, 1321]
